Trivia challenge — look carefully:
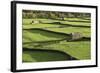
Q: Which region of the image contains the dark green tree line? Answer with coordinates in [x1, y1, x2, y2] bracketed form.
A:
[22, 10, 91, 19]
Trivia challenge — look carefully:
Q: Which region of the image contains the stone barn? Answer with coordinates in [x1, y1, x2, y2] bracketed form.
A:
[70, 32, 82, 40]
[30, 20, 41, 24]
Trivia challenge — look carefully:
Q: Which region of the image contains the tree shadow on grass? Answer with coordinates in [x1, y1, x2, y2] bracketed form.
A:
[23, 48, 77, 62]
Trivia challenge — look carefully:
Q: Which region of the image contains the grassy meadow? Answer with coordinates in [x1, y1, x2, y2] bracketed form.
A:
[22, 10, 91, 62]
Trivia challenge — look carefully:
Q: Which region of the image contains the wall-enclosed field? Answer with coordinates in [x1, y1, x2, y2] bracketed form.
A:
[22, 10, 91, 62]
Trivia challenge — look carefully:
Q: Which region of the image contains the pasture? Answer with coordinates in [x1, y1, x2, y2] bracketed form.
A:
[22, 11, 91, 62]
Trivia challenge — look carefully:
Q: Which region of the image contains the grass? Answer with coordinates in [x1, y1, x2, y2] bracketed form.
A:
[64, 17, 91, 22]
[23, 29, 67, 42]
[23, 49, 76, 62]
[23, 19, 90, 26]
[23, 41, 91, 60]
[45, 27, 90, 37]
[22, 18, 91, 62]
[61, 21, 90, 26]
[23, 24, 60, 29]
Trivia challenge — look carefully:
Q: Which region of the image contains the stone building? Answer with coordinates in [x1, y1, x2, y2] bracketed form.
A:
[70, 32, 82, 40]
[30, 20, 41, 24]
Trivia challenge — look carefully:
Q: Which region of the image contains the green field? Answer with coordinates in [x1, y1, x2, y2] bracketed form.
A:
[23, 49, 76, 62]
[22, 11, 91, 62]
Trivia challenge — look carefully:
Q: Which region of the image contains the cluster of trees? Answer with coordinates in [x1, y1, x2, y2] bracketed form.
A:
[22, 10, 91, 19]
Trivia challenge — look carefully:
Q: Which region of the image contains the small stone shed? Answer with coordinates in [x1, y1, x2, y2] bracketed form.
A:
[30, 20, 41, 24]
[70, 32, 82, 40]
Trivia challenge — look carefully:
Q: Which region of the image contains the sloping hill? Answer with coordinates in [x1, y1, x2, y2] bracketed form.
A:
[23, 28, 90, 60]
